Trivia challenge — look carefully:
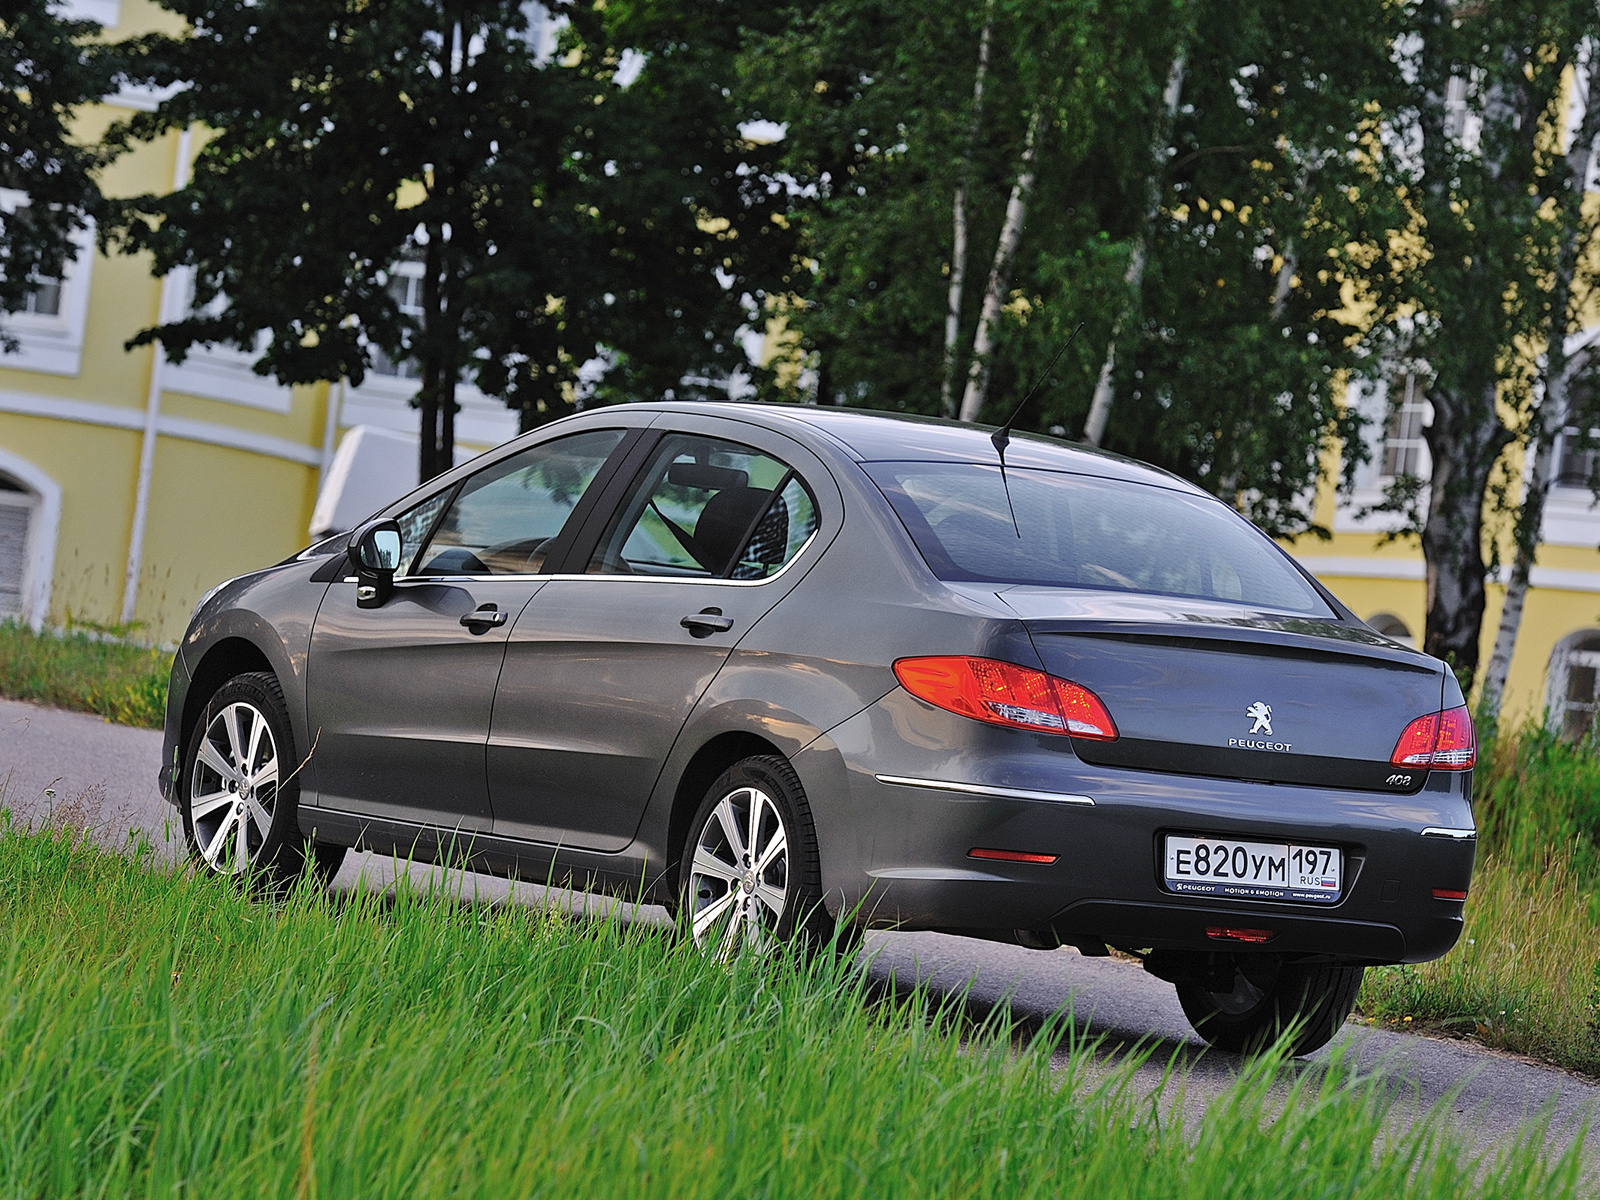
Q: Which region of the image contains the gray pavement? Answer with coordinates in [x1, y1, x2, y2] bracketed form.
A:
[2, 694, 1595, 1168]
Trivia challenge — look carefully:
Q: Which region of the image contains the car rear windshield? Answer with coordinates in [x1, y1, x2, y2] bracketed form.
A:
[865, 462, 1334, 617]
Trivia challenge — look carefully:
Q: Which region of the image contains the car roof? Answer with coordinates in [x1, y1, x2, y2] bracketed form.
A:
[620, 401, 1204, 494]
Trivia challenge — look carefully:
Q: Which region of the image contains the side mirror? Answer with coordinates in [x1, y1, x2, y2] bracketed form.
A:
[347, 519, 402, 607]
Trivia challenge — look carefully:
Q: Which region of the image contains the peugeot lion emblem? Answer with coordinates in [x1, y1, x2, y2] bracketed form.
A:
[1229, 701, 1291, 752]
[1246, 702, 1272, 736]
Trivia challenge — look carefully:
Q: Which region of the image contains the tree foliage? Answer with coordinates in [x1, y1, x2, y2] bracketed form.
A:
[1359, 0, 1600, 685]
[107, 0, 797, 481]
[747, 0, 1396, 537]
[0, 0, 123, 340]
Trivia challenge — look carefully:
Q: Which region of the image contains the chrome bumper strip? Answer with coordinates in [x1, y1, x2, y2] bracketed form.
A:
[874, 774, 1095, 806]
[1420, 826, 1477, 840]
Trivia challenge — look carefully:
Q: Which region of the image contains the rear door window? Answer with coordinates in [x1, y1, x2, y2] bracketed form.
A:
[586, 433, 818, 579]
[866, 461, 1332, 616]
[404, 429, 626, 577]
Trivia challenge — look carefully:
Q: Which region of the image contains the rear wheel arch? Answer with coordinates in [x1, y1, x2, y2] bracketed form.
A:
[667, 731, 786, 892]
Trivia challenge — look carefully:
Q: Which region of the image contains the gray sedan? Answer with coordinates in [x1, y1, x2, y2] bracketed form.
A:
[161, 403, 1477, 1055]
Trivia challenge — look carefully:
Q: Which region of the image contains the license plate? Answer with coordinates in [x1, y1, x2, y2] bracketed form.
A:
[1163, 835, 1342, 904]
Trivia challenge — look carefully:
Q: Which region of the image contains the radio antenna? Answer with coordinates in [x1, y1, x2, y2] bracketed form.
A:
[991, 321, 1084, 536]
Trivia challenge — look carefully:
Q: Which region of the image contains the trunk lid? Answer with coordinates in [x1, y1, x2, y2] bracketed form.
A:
[999, 588, 1446, 793]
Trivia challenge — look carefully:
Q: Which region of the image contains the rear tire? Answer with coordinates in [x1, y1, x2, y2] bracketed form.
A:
[678, 755, 836, 958]
[179, 672, 342, 892]
[1176, 956, 1364, 1056]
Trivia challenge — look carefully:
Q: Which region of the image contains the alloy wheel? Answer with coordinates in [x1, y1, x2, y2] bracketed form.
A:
[188, 701, 280, 875]
[686, 785, 790, 958]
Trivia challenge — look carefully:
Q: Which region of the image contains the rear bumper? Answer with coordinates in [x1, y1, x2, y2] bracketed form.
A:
[796, 691, 1476, 965]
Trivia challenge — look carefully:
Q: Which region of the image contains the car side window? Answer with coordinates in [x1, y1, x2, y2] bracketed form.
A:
[587, 433, 818, 579]
[404, 429, 626, 577]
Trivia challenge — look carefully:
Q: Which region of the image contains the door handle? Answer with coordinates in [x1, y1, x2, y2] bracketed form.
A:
[460, 605, 508, 632]
[680, 608, 734, 637]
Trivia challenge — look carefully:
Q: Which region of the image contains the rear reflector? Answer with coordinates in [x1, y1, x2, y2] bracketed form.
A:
[969, 848, 1059, 864]
[1206, 926, 1276, 944]
[1431, 888, 1468, 901]
[894, 656, 1118, 739]
[1392, 705, 1476, 770]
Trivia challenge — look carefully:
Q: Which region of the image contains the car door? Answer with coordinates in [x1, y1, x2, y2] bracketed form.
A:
[487, 424, 826, 851]
[306, 427, 632, 831]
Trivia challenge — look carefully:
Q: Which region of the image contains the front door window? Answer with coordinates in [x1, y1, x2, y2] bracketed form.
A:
[407, 428, 626, 577]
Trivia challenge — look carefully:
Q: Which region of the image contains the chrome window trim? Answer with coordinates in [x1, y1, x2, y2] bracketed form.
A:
[875, 774, 1095, 806]
[393, 529, 821, 589]
[1420, 826, 1476, 840]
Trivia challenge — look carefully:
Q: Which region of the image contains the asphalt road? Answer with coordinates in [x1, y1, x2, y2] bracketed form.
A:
[3, 694, 1595, 1167]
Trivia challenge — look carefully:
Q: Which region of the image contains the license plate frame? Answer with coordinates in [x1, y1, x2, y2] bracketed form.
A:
[1162, 834, 1342, 904]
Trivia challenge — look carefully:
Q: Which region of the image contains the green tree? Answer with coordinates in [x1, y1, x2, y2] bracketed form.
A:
[750, 0, 1174, 415]
[1101, 0, 1403, 535]
[1363, 0, 1600, 688]
[107, 0, 795, 483]
[751, 0, 1395, 538]
[0, 0, 123, 341]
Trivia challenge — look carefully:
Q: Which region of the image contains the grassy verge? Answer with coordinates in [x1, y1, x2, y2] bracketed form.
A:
[1359, 853, 1600, 1070]
[0, 822, 1582, 1199]
[0, 620, 169, 728]
[1360, 722, 1600, 1072]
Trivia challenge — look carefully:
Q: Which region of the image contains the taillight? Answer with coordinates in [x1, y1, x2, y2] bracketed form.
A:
[893, 656, 1118, 740]
[1391, 705, 1476, 771]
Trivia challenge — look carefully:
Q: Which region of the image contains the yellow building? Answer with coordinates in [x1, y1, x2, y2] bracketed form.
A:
[0, 0, 515, 645]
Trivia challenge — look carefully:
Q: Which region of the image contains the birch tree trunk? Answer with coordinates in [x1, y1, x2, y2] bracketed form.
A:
[1480, 54, 1600, 714]
[956, 102, 1045, 424]
[941, 3, 995, 418]
[1082, 50, 1186, 446]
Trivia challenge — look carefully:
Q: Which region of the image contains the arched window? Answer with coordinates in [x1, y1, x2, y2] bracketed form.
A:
[1367, 612, 1415, 648]
[1547, 630, 1600, 739]
[0, 473, 39, 621]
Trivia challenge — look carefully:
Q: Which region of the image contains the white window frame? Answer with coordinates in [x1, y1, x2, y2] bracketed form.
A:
[51, 0, 120, 27]
[1334, 372, 1433, 533]
[0, 191, 95, 378]
[342, 260, 518, 449]
[158, 267, 294, 413]
[1538, 424, 1600, 546]
[1547, 633, 1600, 740]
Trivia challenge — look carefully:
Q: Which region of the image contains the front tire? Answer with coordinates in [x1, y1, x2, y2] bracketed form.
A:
[180, 672, 342, 889]
[679, 755, 833, 958]
[1176, 956, 1364, 1057]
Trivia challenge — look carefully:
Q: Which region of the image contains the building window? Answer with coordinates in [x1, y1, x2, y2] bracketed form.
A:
[1382, 373, 1428, 478]
[22, 280, 62, 317]
[371, 263, 425, 380]
[1548, 631, 1600, 740]
[0, 473, 38, 621]
[155, 269, 292, 412]
[1554, 427, 1598, 489]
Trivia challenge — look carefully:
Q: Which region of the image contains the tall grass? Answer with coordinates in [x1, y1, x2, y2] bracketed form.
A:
[0, 620, 169, 727]
[1360, 718, 1600, 1071]
[0, 821, 1582, 1198]
[1360, 854, 1600, 1070]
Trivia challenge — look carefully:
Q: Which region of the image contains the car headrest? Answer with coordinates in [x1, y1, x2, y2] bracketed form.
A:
[694, 486, 789, 575]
